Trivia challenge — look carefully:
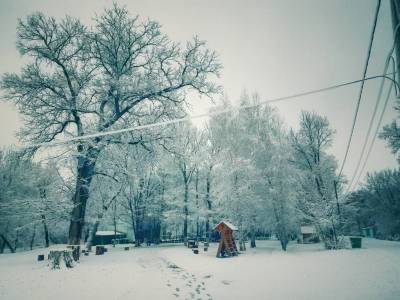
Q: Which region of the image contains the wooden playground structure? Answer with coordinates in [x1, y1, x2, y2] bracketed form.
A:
[214, 221, 239, 258]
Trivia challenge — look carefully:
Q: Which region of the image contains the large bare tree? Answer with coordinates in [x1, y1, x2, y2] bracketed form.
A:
[1, 4, 221, 244]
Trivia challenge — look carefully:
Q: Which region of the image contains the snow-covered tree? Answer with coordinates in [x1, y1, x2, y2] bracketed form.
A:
[1, 4, 221, 244]
[290, 111, 342, 247]
[0, 149, 70, 252]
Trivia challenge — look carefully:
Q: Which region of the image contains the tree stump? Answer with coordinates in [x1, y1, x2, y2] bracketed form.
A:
[192, 249, 199, 254]
[48, 250, 74, 269]
[95, 245, 105, 255]
[239, 240, 246, 251]
[204, 242, 209, 252]
[37, 254, 45, 261]
[66, 245, 80, 261]
[124, 246, 130, 251]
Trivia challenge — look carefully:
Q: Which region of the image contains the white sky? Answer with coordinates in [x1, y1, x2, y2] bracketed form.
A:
[0, 0, 398, 188]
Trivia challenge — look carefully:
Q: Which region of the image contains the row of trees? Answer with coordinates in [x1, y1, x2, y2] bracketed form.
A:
[0, 149, 71, 252]
[343, 87, 400, 240]
[344, 169, 400, 239]
[1, 91, 344, 252]
[1, 3, 399, 253]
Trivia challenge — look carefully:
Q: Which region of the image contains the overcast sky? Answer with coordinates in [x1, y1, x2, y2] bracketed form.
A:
[0, 0, 398, 188]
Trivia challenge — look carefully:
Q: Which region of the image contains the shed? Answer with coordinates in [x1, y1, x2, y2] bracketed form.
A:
[300, 225, 319, 243]
[214, 221, 238, 258]
[362, 227, 375, 238]
[93, 231, 127, 246]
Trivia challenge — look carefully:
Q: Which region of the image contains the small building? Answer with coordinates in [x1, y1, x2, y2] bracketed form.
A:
[93, 231, 127, 246]
[300, 225, 319, 243]
[362, 227, 375, 238]
[214, 221, 238, 258]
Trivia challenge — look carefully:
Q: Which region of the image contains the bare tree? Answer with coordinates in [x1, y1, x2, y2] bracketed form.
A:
[290, 111, 341, 246]
[170, 125, 203, 240]
[1, 4, 221, 244]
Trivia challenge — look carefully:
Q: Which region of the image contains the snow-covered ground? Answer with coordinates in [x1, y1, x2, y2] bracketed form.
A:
[1, 239, 399, 300]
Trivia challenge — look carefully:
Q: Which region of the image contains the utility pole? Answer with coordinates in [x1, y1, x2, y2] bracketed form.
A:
[391, 0, 400, 80]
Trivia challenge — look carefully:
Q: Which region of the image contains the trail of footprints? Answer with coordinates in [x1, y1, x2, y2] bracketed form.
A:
[166, 264, 213, 300]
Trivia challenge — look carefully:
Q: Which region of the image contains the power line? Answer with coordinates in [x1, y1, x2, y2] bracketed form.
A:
[345, 23, 400, 193]
[345, 60, 392, 191]
[352, 74, 395, 191]
[18, 73, 398, 150]
[338, 0, 382, 177]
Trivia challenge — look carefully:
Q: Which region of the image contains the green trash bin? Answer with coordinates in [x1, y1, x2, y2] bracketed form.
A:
[349, 236, 362, 248]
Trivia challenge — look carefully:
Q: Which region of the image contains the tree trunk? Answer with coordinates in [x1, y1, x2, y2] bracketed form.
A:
[135, 206, 145, 246]
[41, 214, 49, 248]
[0, 234, 15, 253]
[68, 147, 99, 245]
[0, 238, 5, 253]
[280, 238, 288, 251]
[30, 224, 37, 250]
[0, 222, 9, 253]
[13, 229, 20, 252]
[183, 180, 189, 240]
[86, 216, 102, 251]
[113, 200, 117, 247]
[205, 171, 212, 241]
[250, 230, 256, 248]
[195, 170, 199, 238]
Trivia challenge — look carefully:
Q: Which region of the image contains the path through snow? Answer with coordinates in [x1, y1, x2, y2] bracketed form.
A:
[0, 239, 400, 300]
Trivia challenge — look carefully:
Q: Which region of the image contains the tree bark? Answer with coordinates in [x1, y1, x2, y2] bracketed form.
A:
[195, 170, 199, 238]
[205, 171, 212, 241]
[183, 179, 189, 240]
[41, 214, 49, 248]
[86, 216, 102, 251]
[280, 239, 288, 251]
[0, 234, 15, 253]
[68, 146, 99, 245]
[13, 229, 19, 252]
[113, 200, 117, 247]
[0, 238, 4, 253]
[250, 228, 256, 248]
[30, 224, 37, 250]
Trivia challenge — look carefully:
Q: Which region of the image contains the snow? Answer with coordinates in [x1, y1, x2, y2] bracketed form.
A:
[95, 231, 124, 236]
[214, 221, 238, 231]
[0, 239, 400, 300]
[301, 225, 316, 234]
